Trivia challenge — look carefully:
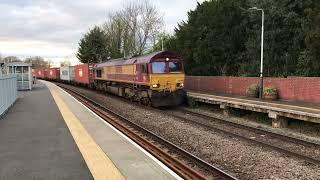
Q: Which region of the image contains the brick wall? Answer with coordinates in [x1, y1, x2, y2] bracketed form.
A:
[185, 76, 320, 103]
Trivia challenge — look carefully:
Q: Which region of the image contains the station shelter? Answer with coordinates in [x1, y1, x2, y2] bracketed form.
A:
[5, 62, 32, 90]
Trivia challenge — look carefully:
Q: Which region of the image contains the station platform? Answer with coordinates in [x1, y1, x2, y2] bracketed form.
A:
[0, 81, 180, 180]
[187, 91, 320, 128]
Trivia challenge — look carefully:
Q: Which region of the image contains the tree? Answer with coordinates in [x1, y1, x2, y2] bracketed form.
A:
[77, 26, 110, 63]
[149, 33, 175, 52]
[173, 0, 249, 75]
[169, 0, 320, 77]
[24, 56, 49, 68]
[103, 13, 125, 59]
[244, 0, 320, 77]
[103, 0, 164, 58]
[2, 56, 21, 63]
[60, 60, 71, 67]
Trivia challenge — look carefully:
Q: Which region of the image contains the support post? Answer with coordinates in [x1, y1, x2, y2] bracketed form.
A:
[268, 111, 288, 128]
[220, 104, 231, 117]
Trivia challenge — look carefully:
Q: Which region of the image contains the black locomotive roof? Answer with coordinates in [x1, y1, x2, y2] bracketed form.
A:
[95, 51, 181, 68]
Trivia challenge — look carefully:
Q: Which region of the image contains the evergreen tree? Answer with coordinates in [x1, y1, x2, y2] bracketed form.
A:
[174, 0, 249, 75]
[77, 26, 110, 63]
[170, 0, 320, 77]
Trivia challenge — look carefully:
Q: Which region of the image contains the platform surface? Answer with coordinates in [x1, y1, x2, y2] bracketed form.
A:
[0, 82, 92, 179]
[187, 90, 320, 122]
[0, 80, 179, 179]
[43, 81, 179, 180]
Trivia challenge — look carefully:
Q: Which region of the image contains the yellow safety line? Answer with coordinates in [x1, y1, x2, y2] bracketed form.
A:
[189, 92, 320, 112]
[49, 89, 125, 180]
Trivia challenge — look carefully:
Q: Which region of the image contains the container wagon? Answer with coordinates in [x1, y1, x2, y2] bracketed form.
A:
[48, 68, 60, 80]
[44, 68, 49, 79]
[74, 64, 94, 86]
[35, 69, 46, 79]
[60, 66, 75, 82]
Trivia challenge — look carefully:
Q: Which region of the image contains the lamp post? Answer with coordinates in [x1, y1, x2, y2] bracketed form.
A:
[249, 7, 264, 99]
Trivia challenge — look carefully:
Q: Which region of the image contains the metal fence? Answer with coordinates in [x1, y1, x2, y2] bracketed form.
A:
[0, 75, 17, 116]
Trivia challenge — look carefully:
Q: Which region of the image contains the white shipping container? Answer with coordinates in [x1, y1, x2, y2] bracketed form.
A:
[60, 66, 75, 81]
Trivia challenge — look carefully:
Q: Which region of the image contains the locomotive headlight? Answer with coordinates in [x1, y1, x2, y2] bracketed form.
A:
[152, 84, 160, 88]
[177, 83, 184, 87]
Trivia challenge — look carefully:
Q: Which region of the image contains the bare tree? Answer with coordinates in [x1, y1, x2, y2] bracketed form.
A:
[3, 56, 21, 63]
[60, 60, 71, 67]
[103, 0, 163, 58]
[25, 56, 49, 68]
[103, 12, 125, 58]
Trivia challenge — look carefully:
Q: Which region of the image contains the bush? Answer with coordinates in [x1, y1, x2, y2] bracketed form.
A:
[263, 87, 278, 95]
[263, 87, 278, 100]
[246, 84, 259, 97]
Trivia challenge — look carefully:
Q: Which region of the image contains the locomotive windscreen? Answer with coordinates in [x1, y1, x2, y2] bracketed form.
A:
[168, 62, 182, 73]
[152, 62, 166, 73]
[151, 61, 183, 74]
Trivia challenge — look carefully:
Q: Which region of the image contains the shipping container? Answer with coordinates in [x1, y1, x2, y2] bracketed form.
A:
[35, 69, 46, 79]
[44, 68, 49, 79]
[74, 64, 94, 85]
[48, 68, 60, 80]
[60, 66, 75, 81]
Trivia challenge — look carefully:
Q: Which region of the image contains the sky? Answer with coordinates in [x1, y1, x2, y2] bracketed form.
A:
[0, 0, 203, 66]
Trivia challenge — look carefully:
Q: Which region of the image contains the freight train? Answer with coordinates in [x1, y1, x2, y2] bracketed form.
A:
[33, 51, 186, 107]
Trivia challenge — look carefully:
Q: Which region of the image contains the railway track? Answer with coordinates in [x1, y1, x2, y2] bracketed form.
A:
[57, 83, 238, 180]
[162, 108, 320, 165]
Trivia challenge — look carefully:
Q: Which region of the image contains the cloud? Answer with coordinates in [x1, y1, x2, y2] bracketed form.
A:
[0, 0, 200, 63]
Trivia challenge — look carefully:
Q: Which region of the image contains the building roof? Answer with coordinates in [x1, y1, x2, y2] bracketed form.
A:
[5, 62, 32, 67]
[95, 51, 181, 68]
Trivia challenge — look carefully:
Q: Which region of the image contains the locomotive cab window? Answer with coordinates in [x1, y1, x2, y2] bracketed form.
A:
[141, 64, 148, 74]
[152, 62, 166, 74]
[96, 69, 102, 77]
[169, 62, 183, 73]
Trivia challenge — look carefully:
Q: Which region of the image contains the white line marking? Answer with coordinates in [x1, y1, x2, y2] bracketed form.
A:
[55, 84, 183, 180]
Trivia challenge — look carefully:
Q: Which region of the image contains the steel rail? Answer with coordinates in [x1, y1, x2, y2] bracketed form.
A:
[181, 109, 320, 148]
[163, 109, 320, 165]
[57, 84, 238, 180]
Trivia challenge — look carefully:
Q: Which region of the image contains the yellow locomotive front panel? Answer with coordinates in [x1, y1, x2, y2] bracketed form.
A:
[150, 73, 185, 91]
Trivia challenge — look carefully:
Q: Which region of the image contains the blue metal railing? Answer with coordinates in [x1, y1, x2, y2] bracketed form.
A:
[0, 75, 17, 116]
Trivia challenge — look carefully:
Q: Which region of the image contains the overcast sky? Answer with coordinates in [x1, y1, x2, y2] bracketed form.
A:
[0, 0, 202, 65]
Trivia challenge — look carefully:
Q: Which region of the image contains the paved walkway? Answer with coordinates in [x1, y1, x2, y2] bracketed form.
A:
[0, 82, 92, 179]
[0, 81, 180, 180]
[43, 81, 179, 180]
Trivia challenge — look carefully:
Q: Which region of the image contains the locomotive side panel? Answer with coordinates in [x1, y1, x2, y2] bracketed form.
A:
[95, 64, 150, 85]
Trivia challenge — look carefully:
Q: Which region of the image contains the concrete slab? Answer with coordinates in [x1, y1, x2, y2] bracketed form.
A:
[188, 91, 320, 124]
[43, 81, 180, 180]
[0, 82, 92, 179]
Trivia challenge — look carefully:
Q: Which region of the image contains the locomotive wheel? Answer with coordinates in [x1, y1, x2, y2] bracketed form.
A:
[146, 99, 152, 107]
[141, 97, 151, 106]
